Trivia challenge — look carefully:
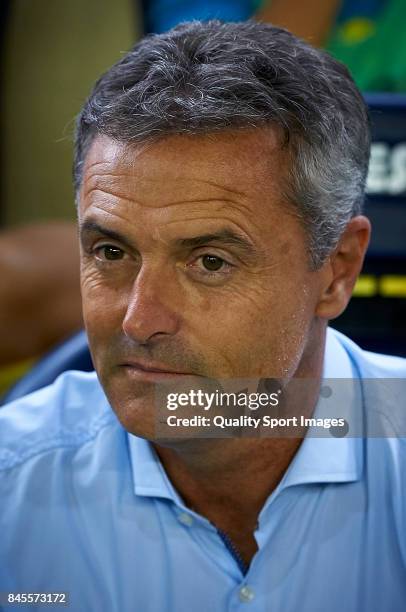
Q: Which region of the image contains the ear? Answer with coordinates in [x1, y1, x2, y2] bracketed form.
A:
[315, 216, 371, 320]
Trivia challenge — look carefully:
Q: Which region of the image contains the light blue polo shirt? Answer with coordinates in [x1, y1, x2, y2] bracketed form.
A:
[0, 328, 405, 611]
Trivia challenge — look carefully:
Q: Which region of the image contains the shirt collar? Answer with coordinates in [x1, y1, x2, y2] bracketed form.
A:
[260, 327, 364, 518]
[128, 432, 182, 503]
[128, 327, 364, 503]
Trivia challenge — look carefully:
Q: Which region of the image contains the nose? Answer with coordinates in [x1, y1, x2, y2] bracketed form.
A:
[122, 263, 181, 344]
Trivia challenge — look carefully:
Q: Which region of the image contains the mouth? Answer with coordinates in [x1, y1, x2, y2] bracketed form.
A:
[119, 360, 195, 383]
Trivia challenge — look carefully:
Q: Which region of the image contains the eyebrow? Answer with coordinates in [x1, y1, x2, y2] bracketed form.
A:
[80, 220, 135, 251]
[80, 220, 258, 259]
[177, 231, 258, 259]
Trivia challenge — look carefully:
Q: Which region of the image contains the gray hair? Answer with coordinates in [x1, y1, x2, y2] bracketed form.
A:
[74, 20, 370, 269]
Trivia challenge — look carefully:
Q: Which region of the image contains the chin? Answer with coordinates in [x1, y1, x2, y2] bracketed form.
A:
[98, 371, 157, 437]
[111, 396, 158, 440]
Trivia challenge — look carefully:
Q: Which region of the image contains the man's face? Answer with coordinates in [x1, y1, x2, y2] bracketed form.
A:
[79, 130, 324, 438]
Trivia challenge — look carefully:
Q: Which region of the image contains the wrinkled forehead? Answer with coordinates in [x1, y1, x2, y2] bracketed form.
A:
[78, 130, 309, 274]
[78, 128, 289, 212]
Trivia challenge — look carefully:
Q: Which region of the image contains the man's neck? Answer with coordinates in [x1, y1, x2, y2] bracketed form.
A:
[153, 324, 326, 564]
[154, 437, 303, 564]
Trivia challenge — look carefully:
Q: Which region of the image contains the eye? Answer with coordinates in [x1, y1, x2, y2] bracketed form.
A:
[95, 244, 125, 261]
[187, 253, 234, 281]
[201, 255, 225, 272]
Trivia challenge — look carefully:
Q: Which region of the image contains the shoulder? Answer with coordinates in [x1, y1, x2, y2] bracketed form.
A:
[328, 327, 406, 378]
[328, 327, 406, 466]
[0, 370, 115, 472]
[329, 330, 406, 556]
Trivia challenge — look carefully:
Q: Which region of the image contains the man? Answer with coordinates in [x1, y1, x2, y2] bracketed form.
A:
[1, 20, 405, 612]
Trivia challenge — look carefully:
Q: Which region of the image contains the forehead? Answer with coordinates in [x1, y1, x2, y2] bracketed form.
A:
[78, 131, 309, 272]
[76, 130, 305, 262]
[79, 129, 288, 211]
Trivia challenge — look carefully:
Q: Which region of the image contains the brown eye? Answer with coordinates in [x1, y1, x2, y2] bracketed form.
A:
[101, 246, 124, 261]
[202, 255, 224, 271]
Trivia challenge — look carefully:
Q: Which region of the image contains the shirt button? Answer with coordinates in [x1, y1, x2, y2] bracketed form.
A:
[239, 585, 255, 603]
[178, 512, 194, 527]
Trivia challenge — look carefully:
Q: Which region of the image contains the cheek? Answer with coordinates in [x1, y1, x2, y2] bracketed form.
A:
[80, 269, 128, 339]
[190, 281, 314, 378]
[253, 284, 314, 377]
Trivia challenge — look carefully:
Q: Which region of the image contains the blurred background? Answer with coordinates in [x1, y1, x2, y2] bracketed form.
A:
[1, 0, 406, 402]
